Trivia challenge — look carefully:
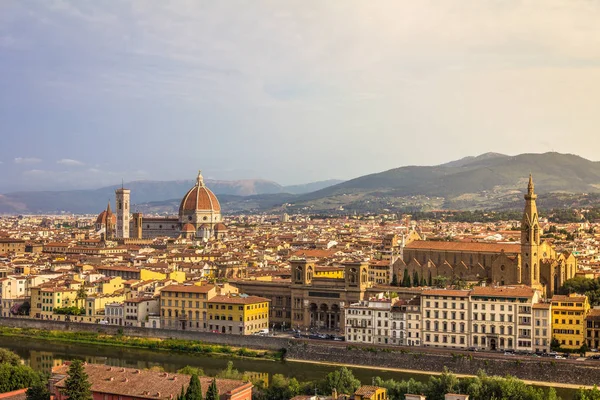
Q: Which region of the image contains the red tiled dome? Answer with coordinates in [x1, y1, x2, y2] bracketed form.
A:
[96, 210, 116, 225]
[214, 223, 227, 231]
[179, 171, 221, 214]
[181, 223, 195, 233]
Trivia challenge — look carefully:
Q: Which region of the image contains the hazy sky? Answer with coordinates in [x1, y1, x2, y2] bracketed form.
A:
[1, 1, 600, 192]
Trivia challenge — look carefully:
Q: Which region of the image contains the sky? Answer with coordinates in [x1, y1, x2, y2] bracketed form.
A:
[1, 1, 600, 192]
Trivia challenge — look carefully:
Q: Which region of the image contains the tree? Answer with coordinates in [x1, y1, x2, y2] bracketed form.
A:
[184, 374, 202, 400]
[402, 269, 411, 287]
[62, 360, 92, 400]
[433, 276, 448, 289]
[413, 271, 420, 287]
[323, 367, 361, 395]
[574, 385, 600, 400]
[216, 361, 242, 380]
[205, 378, 219, 400]
[0, 348, 21, 366]
[428, 270, 433, 287]
[391, 273, 398, 286]
[26, 380, 51, 400]
[0, 364, 42, 393]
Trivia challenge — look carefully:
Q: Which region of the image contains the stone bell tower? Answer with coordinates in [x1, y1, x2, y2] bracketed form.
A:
[521, 174, 541, 287]
[115, 185, 130, 239]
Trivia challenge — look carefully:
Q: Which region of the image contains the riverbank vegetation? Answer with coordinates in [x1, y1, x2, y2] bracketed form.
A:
[0, 348, 45, 393]
[248, 364, 598, 400]
[0, 326, 285, 361]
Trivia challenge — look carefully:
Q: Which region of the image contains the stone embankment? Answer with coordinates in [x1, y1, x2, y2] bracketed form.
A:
[2, 317, 599, 386]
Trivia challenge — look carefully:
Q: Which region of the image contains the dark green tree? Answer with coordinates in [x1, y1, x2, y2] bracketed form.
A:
[177, 386, 185, 400]
[413, 271, 420, 287]
[26, 380, 51, 400]
[428, 270, 433, 286]
[323, 367, 361, 395]
[62, 360, 92, 400]
[185, 374, 203, 400]
[391, 274, 398, 286]
[574, 385, 600, 400]
[205, 378, 219, 400]
[402, 269, 411, 287]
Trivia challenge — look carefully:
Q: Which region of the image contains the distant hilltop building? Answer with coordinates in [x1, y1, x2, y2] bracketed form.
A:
[97, 171, 227, 241]
[396, 175, 576, 296]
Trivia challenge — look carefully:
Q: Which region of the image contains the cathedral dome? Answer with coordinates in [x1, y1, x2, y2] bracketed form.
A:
[179, 171, 221, 214]
[181, 223, 196, 233]
[96, 210, 116, 225]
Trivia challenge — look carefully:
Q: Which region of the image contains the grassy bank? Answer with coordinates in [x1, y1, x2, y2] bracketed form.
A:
[0, 326, 285, 361]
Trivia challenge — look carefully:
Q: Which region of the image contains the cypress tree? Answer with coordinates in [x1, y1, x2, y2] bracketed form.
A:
[177, 385, 185, 400]
[185, 374, 203, 400]
[413, 271, 420, 287]
[391, 273, 398, 286]
[428, 270, 433, 287]
[205, 378, 219, 400]
[402, 269, 411, 287]
[62, 360, 92, 400]
[421, 275, 427, 286]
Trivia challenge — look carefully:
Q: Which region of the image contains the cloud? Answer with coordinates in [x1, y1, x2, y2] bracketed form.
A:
[14, 157, 42, 164]
[57, 158, 84, 166]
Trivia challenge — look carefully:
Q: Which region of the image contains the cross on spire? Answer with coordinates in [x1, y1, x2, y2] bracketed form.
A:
[196, 170, 204, 186]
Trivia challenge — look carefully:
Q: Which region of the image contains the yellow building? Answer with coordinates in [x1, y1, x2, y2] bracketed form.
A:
[97, 276, 124, 295]
[30, 286, 78, 320]
[160, 284, 219, 331]
[207, 294, 270, 335]
[551, 293, 590, 350]
[353, 386, 388, 400]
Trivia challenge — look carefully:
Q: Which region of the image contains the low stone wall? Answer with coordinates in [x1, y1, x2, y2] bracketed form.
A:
[0, 317, 289, 350]
[287, 341, 600, 386]
[3, 317, 600, 386]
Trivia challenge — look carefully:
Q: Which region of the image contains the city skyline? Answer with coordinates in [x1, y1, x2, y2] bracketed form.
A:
[2, 1, 600, 192]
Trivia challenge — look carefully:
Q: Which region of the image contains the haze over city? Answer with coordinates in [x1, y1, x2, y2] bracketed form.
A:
[2, 1, 600, 192]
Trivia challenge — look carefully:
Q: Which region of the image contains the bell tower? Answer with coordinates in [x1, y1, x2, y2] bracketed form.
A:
[521, 174, 541, 286]
[115, 185, 130, 239]
[292, 259, 314, 286]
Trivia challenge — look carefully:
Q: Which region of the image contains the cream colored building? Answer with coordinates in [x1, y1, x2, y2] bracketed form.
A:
[421, 289, 470, 349]
[345, 299, 391, 345]
[469, 286, 540, 352]
[533, 302, 552, 353]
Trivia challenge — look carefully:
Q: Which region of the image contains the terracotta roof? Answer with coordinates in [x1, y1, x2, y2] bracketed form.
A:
[96, 210, 116, 225]
[0, 389, 27, 400]
[181, 223, 196, 233]
[354, 386, 384, 397]
[470, 286, 536, 298]
[587, 309, 600, 321]
[405, 240, 520, 254]
[551, 295, 587, 303]
[533, 303, 551, 309]
[179, 180, 221, 213]
[52, 363, 251, 400]
[161, 284, 215, 293]
[422, 289, 470, 297]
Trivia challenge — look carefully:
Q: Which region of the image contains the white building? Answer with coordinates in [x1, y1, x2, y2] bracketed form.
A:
[345, 299, 391, 344]
[421, 289, 470, 349]
[470, 286, 539, 352]
[124, 297, 160, 327]
[532, 302, 552, 353]
[105, 303, 124, 326]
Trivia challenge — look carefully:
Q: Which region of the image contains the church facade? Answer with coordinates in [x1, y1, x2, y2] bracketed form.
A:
[397, 176, 576, 296]
[97, 171, 227, 241]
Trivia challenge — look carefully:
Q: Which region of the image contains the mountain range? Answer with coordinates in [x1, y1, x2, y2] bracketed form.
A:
[2, 152, 600, 215]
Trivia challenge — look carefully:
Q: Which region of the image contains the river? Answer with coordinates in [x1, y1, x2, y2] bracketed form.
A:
[0, 336, 576, 399]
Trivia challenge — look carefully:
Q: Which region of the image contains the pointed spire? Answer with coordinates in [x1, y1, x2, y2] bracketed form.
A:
[527, 173, 534, 195]
[196, 170, 204, 187]
[106, 200, 112, 214]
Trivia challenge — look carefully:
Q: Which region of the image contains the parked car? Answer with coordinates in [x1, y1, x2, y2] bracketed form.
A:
[555, 355, 566, 359]
[467, 347, 478, 352]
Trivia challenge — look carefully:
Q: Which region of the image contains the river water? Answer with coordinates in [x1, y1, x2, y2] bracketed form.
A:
[0, 336, 576, 399]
